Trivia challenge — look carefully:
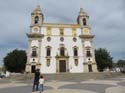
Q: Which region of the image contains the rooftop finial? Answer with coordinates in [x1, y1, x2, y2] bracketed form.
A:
[32, 4, 42, 14]
[79, 8, 87, 16]
[80, 8, 84, 13]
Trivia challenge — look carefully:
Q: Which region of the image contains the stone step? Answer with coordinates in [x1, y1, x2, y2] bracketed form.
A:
[9, 72, 122, 81]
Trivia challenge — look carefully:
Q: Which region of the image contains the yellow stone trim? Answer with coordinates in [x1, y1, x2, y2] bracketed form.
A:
[43, 23, 80, 28]
[83, 27, 90, 35]
[59, 27, 64, 36]
[47, 26, 51, 36]
[72, 27, 77, 37]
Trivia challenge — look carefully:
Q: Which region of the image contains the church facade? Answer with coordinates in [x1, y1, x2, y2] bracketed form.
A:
[25, 5, 98, 73]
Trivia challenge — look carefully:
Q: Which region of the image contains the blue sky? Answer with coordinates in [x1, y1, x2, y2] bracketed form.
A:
[0, 0, 124, 65]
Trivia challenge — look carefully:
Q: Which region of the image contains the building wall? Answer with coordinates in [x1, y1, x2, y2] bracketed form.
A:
[39, 27, 84, 73]
[25, 6, 98, 73]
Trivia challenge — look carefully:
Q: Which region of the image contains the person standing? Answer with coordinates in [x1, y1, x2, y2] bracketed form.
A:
[32, 69, 40, 92]
[39, 75, 45, 93]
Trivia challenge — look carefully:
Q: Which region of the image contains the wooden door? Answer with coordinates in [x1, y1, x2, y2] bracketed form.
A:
[59, 60, 66, 72]
[31, 65, 36, 73]
[88, 64, 93, 72]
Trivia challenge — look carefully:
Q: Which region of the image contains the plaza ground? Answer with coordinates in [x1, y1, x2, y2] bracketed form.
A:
[0, 73, 125, 93]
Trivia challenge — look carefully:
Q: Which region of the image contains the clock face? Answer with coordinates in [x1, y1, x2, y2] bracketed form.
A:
[34, 27, 39, 33]
[84, 28, 89, 34]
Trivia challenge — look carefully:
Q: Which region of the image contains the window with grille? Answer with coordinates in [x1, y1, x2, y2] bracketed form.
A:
[86, 50, 91, 57]
[74, 48, 78, 56]
[60, 47, 65, 56]
[32, 47, 37, 57]
[47, 47, 51, 56]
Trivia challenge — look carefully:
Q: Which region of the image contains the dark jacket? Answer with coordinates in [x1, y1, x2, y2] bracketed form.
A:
[34, 71, 40, 82]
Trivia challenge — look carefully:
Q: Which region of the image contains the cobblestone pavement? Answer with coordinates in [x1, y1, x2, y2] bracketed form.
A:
[0, 76, 125, 93]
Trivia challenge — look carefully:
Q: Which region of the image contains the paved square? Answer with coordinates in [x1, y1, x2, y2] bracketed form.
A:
[0, 75, 125, 93]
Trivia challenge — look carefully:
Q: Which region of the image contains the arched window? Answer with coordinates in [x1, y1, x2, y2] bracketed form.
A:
[46, 47, 51, 56]
[83, 18, 87, 26]
[60, 47, 65, 56]
[35, 16, 39, 24]
[74, 48, 78, 56]
[32, 47, 37, 57]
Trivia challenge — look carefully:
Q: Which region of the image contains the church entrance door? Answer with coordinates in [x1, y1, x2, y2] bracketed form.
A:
[59, 60, 66, 72]
[31, 65, 36, 73]
[88, 64, 93, 72]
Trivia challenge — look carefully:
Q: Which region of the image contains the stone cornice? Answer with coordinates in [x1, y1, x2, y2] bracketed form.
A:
[27, 33, 44, 38]
[79, 35, 94, 39]
[42, 23, 81, 28]
[83, 62, 97, 65]
[30, 25, 42, 28]
[55, 56, 69, 58]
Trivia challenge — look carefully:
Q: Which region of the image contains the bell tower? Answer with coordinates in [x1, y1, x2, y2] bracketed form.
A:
[31, 5, 44, 27]
[30, 5, 44, 34]
[77, 8, 89, 27]
[25, 5, 44, 73]
[78, 8, 98, 72]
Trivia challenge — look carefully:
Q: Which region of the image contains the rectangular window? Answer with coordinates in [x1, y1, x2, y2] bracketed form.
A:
[60, 47, 65, 56]
[32, 51, 37, 57]
[46, 59, 50, 66]
[47, 48, 51, 56]
[74, 48, 78, 56]
[74, 59, 78, 66]
[86, 50, 91, 57]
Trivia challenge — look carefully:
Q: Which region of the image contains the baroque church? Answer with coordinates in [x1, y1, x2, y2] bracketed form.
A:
[25, 5, 98, 73]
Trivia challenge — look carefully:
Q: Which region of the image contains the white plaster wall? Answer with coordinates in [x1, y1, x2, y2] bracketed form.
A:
[76, 28, 81, 36]
[85, 57, 93, 62]
[41, 27, 46, 35]
[84, 41, 91, 47]
[52, 28, 59, 35]
[64, 36, 84, 73]
[39, 27, 84, 73]
[31, 40, 39, 47]
[29, 40, 39, 63]
[29, 58, 38, 63]
[64, 28, 72, 35]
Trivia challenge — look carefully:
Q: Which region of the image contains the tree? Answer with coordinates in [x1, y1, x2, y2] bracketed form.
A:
[95, 48, 113, 71]
[117, 60, 125, 67]
[3, 49, 27, 73]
